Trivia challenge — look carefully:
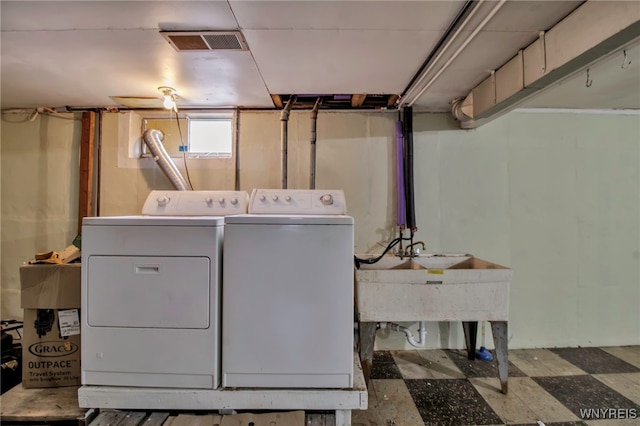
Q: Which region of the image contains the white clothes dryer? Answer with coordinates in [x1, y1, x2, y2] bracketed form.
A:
[81, 190, 248, 389]
[222, 189, 354, 388]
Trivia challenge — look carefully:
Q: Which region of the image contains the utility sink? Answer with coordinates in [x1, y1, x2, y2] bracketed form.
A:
[355, 254, 512, 322]
[357, 254, 471, 271]
[355, 253, 513, 394]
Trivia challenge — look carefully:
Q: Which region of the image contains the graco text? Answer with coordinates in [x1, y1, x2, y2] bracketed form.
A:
[579, 408, 637, 420]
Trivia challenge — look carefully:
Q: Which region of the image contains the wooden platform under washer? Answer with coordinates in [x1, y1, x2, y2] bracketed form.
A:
[0, 385, 95, 425]
[2, 354, 365, 426]
[88, 410, 336, 425]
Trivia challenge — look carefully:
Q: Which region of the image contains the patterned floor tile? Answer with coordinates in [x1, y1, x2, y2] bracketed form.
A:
[392, 349, 465, 380]
[470, 377, 579, 424]
[593, 373, 640, 405]
[406, 378, 502, 425]
[599, 346, 640, 369]
[510, 349, 587, 377]
[532, 375, 640, 420]
[445, 349, 527, 378]
[352, 379, 425, 426]
[549, 348, 640, 375]
[370, 351, 403, 380]
[360, 348, 639, 426]
[506, 423, 588, 425]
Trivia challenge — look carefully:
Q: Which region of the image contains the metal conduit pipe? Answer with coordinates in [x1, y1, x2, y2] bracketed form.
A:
[309, 97, 321, 189]
[280, 95, 297, 189]
[379, 321, 427, 348]
[400, 0, 477, 102]
[406, 0, 507, 106]
[142, 128, 191, 191]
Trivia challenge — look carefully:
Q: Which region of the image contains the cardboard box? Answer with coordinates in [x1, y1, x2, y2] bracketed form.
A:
[20, 264, 81, 388]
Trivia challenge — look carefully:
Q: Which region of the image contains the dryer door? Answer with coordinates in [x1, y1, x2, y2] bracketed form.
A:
[87, 256, 210, 329]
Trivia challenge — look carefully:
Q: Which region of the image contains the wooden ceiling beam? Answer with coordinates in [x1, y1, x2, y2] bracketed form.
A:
[351, 94, 367, 108]
[270, 94, 283, 109]
[387, 94, 400, 108]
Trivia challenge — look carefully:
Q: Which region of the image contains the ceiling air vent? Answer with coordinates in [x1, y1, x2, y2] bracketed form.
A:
[160, 31, 248, 52]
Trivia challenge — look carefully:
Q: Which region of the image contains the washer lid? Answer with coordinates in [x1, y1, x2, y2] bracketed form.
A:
[224, 214, 353, 225]
[83, 215, 224, 226]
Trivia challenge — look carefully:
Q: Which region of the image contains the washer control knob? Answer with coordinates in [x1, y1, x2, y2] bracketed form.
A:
[285, 195, 292, 202]
[230, 197, 238, 205]
[272, 195, 279, 202]
[218, 198, 226, 205]
[320, 194, 334, 205]
[205, 197, 213, 205]
[157, 195, 170, 207]
[259, 195, 266, 202]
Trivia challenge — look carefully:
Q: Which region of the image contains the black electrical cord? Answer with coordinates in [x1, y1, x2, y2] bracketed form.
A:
[174, 113, 194, 190]
[354, 236, 413, 269]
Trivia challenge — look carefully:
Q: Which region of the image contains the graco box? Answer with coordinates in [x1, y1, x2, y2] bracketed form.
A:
[20, 264, 81, 388]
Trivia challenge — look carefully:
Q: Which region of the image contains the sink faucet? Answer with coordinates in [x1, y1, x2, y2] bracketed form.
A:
[404, 241, 426, 257]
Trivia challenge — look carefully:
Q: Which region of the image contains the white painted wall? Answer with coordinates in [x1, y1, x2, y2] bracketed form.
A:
[1, 109, 638, 351]
[378, 111, 640, 350]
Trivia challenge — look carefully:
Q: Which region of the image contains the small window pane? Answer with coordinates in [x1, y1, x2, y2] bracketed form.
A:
[189, 119, 232, 156]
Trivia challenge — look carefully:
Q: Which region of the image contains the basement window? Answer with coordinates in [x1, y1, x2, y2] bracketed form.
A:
[142, 115, 233, 158]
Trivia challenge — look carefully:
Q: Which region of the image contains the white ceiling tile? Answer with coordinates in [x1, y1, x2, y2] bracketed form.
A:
[244, 29, 442, 94]
[230, 0, 466, 30]
[483, 0, 583, 32]
[0, 29, 272, 109]
[0, 0, 238, 31]
[411, 95, 455, 112]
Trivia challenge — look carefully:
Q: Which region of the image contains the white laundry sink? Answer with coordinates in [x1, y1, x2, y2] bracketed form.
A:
[357, 253, 471, 271]
[355, 254, 512, 322]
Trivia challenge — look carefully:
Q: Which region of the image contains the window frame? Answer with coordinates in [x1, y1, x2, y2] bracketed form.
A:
[140, 111, 234, 159]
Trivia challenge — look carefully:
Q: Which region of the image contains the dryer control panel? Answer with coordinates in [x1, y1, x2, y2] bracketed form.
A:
[142, 190, 249, 216]
[248, 189, 347, 215]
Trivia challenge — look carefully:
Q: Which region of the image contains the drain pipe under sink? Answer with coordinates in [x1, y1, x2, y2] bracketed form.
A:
[379, 321, 427, 348]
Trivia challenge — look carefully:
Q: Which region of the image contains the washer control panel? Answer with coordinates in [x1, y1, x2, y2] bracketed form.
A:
[248, 189, 347, 214]
[142, 190, 249, 216]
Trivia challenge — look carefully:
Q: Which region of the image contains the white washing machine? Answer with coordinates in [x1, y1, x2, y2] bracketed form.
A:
[222, 189, 354, 388]
[81, 190, 248, 389]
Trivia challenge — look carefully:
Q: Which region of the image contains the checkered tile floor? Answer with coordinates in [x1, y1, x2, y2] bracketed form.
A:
[352, 346, 640, 426]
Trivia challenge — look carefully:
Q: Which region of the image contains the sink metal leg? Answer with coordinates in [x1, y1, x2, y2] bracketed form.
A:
[462, 321, 478, 360]
[490, 320, 509, 394]
[358, 321, 377, 385]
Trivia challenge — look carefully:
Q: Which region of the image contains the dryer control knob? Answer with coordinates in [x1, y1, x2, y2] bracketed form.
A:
[272, 195, 279, 202]
[259, 195, 266, 202]
[205, 197, 213, 205]
[218, 198, 226, 205]
[285, 196, 292, 202]
[157, 195, 170, 207]
[320, 194, 334, 205]
[230, 197, 238, 205]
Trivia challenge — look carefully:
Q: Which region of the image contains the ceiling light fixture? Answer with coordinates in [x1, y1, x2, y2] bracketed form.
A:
[158, 86, 178, 112]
